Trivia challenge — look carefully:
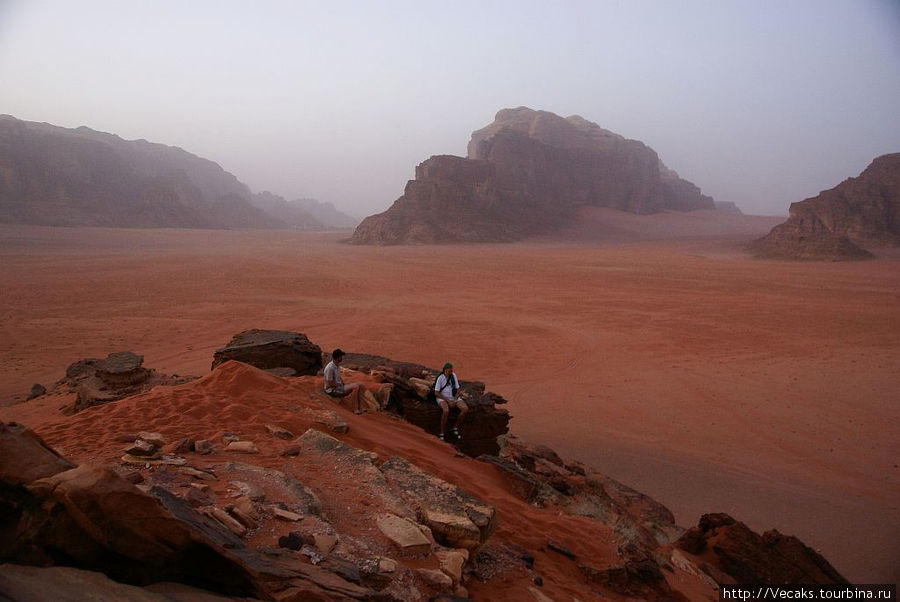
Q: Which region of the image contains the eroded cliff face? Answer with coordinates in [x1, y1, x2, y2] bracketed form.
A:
[749, 153, 900, 260]
[351, 107, 713, 244]
[0, 115, 281, 228]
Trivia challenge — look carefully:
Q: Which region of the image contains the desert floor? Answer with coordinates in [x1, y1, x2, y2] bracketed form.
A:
[1, 214, 897, 583]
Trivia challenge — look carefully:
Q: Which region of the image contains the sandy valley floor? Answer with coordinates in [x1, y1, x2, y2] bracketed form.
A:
[1, 217, 897, 583]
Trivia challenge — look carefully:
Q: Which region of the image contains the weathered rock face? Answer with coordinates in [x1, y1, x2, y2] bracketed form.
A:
[351, 107, 713, 244]
[381, 456, 497, 552]
[469, 108, 712, 215]
[0, 114, 283, 229]
[0, 422, 76, 485]
[338, 352, 511, 457]
[211, 329, 323, 375]
[676, 513, 848, 585]
[0, 565, 238, 602]
[749, 153, 900, 260]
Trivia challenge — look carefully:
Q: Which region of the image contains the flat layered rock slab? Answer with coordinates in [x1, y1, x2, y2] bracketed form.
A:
[222, 461, 322, 516]
[380, 456, 497, 551]
[298, 407, 348, 434]
[376, 513, 431, 556]
[290, 429, 412, 521]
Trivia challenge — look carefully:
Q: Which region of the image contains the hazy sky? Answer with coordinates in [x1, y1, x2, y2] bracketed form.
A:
[1, 1, 899, 217]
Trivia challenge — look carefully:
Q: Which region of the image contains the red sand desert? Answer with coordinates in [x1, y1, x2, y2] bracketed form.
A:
[1, 212, 898, 585]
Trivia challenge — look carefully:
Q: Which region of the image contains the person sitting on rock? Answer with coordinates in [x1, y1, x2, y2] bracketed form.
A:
[435, 362, 468, 441]
[323, 348, 392, 413]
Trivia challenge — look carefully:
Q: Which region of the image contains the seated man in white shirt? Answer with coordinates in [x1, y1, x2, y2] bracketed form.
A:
[323, 348, 392, 413]
[434, 362, 468, 441]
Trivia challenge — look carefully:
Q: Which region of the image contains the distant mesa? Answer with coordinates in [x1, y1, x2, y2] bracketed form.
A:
[0, 115, 354, 230]
[350, 107, 714, 244]
[749, 153, 900, 260]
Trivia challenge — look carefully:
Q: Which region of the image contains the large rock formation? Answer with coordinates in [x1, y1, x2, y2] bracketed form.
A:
[749, 153, 900, 260]
[211, 329, 323, 376]
[351, 107, 713, 244]
[0, 115, 281, 228]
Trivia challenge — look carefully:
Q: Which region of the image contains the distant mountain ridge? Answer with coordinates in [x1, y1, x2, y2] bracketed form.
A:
[749, 153, 900, 260]
[351, 107, 714, 244]
[293, 198, 359, 228]
[0, 115, 354, 229]
[250, 194, 358, 230]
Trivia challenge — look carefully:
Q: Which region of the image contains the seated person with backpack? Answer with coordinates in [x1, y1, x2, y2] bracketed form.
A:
[324, 348, 392, 413]
[434, 362, 468, 441]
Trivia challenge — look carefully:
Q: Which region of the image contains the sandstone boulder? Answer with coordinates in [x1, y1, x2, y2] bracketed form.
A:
[211, 329, 322, 375]
[225, 441, 259, 454]
[265, 424, 294, 440]
[26, 383, 46, 400]
[376, 514, 432, 556]
[0, 422, 76, 484]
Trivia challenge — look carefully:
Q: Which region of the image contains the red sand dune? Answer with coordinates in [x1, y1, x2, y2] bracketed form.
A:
[0, 217, 897, 584]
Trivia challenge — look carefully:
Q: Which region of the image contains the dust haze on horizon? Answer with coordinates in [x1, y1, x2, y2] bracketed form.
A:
[1, 1, 898, 219]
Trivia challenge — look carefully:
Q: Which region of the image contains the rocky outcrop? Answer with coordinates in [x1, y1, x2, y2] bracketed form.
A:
[483, 436, 849, 596]
[381, 456, 497, 551]
[58, 351, 193, 413]
[0, 422, 382, 599]
[0, 115, 283, 229]
[676, 513, 848, 584]
[749, 153, 900, 260]
[211, 329, 323, 376]
[0, 422, 76, 484]
[351, 107, 713, 244]
[485, 435, 681, 598]
[208, 331, 509, 456]
[338, 352, 511, 457]
[1, 347, 854, 599]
